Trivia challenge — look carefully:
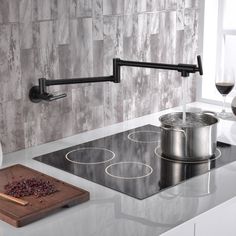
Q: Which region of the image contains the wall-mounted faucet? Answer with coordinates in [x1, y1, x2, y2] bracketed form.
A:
[29, 56, 203, 103]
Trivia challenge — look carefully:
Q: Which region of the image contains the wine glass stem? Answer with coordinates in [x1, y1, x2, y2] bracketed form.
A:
[222, 95, 226, 113]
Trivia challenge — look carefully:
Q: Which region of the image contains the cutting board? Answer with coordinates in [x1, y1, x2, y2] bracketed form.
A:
[0, 164, 89, 227]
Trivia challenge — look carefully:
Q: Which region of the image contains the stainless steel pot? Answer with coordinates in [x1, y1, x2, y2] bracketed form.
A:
[159, 112, 219, 161]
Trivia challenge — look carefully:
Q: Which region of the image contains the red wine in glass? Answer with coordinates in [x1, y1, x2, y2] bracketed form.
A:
[215, 82, 234, 95]
[215, 71, 235, 118]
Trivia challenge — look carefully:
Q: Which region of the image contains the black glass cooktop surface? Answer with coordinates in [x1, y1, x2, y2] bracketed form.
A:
[34, 125, 236, 200]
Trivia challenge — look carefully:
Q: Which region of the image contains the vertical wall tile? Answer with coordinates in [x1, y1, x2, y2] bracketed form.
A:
[93, 17, 103, 40]
[103, 16, 116, 74]
[20, 22, 32, 49]
[150, 34, 158, 62]
[0, 25, 10, 103]
[137, 0, 146, 13]
[91, 105, 104, 129]
[93, 0, 103, 17]
[35, 0, 51, 20]
[1, 100, 25, 153]
[20, 49, 34, 99]
[8, 0, 19, 22]
[177, 0, 185, 9]
[124, 15, 133, 37]
[0, 24, 22, 103]
[51, 0, 58, 19]
[149, 13, 159, 35]
[93, 40, 104, 76]
[176, 30, 184, 63]
[76, 0, 92, 17]
[9, 24, 22, 100]
[147, 0, 157, 12]
[158, 11, 176, 63]
[184, 9, 198, 64]
[57, 0, 69, 44]
[58, 44, 71, 79]
[113, 0, 124, 15]
[20, 48, 42, 134]
[24, 119, 41, 148]
[69, 19, 80, 77]
[0, 103, 5, 144]
[19, 0, 32, 49]
[134, 73, 151, 117]
[185, 0, 198, 8]
[72, 87, 94, 132]
[103, 0, 113, 15]
[123, 95, 136, 120]
[39, 102, 62, 143]
[159, 71, 171, 109]
[155, 0, 165, 11]
[104, 83, 123, 126]
[123, 37, 132, 60]
[137, 14, 150, 62]
[79, 18, 93, 77]
[69, 0, 77, 18]
[19, 0, 31, 27]
[34, 21, 59, 81]
[184, 8, 197, 28]
[146, 0, 152, 12]
[115, 16, 123, 58]
[59, 91, 73, 136]
[70, 18, 93, 77]
[124, 0, 134, 15]
[184, 27, 198, 64]
[166, 0, 177, 10]
[32, 0, 58, 21]
[177, 9, 184, 30]
[103, 0, 123, 15]
[0, 0, 9, 23]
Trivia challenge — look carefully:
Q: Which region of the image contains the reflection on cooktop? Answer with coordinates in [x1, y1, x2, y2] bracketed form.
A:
[34, 125, 236, 200]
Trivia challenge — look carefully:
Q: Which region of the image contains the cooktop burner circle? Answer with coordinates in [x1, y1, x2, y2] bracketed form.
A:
[154, 146, 221, 164]
[65, 147, 115, 164]
[105, 162, 153, 179]
[127, 131, 160, 143]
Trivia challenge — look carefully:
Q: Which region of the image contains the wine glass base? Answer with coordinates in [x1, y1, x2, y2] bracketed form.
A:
[217, 111, 234, 119]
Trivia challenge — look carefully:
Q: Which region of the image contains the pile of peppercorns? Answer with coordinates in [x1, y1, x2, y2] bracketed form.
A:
[4, 178, 57, 198]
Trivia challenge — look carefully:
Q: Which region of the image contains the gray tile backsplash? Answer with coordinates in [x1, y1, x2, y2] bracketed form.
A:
[0, 0, 199, 153]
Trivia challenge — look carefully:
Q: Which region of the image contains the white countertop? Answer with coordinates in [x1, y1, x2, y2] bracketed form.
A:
[1, 102, 236, 236]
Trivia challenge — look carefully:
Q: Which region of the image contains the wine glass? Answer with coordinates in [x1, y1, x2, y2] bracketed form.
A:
[215, 68, 235, 118]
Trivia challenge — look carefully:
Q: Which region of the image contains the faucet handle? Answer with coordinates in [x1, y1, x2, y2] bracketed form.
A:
[29, 86, 67, 103]
[197, 55, 203, 75]
[48, 93, 67, 101]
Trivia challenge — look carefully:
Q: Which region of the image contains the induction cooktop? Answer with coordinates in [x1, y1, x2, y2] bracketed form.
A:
[34, 125, 236, 200]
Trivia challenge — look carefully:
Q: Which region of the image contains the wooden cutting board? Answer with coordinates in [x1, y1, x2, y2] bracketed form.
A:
[0, 164, 89, 227]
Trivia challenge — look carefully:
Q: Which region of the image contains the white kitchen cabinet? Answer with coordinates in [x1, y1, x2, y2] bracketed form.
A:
[162, 197, 236, 236]
[194, 197, 236, 236]
[161, 221, 194, 236]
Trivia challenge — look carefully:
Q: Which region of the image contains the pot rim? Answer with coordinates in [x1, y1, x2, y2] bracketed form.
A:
[159, 112, 219, 128]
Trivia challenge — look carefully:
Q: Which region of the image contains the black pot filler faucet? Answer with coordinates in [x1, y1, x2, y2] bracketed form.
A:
[29, 56, 203, 103]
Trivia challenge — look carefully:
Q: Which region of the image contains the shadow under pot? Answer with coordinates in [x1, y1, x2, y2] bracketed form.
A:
[159, 112, 219, 162]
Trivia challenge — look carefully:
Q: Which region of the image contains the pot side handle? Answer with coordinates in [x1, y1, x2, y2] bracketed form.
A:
[160, 126, 187, 157]
[201, 110, 217, 117]
[160, 126, 187, 138]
